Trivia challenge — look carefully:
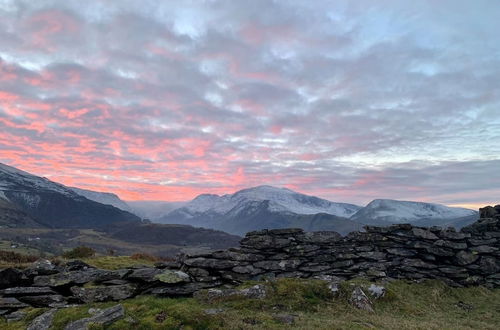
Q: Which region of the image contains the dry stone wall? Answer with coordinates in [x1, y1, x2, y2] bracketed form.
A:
[179, 205, 500, 288]
[1, 205, 499, 317]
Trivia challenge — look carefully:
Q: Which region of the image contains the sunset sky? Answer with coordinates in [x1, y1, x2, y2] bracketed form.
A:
[0, 0, 499, 208]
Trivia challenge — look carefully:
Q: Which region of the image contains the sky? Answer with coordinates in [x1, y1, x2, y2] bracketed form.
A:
[0, 0, 499, 208]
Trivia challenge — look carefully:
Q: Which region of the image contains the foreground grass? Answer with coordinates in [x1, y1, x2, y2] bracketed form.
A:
[1, 279, 499, 330]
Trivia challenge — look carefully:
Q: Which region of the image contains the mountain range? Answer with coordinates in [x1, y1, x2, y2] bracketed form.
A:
[0, 162, 480, 237]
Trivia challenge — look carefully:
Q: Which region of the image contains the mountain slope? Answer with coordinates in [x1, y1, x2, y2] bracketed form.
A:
[350, 199, 478, 226]
[70, 186, 132, 212]
[159, 185, 362, 235]
[0, 163, 140, 228]
[126, 201, 186, 220]
[0, 196, 42, 228]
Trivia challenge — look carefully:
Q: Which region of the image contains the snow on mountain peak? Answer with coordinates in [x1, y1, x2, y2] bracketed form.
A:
[351, 199, 476, 223]
[180, 185, 361, 218]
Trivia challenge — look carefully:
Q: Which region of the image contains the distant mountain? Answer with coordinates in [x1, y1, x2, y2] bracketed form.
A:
[159, 185, 362, 235]
[70, 186, 132, 212]
[0, 162, 140, 228]
[350, 199, 478, 228]
[127, 200, 186, 221]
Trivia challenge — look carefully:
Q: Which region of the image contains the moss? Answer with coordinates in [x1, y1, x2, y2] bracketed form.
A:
[81, 256, 156, 270]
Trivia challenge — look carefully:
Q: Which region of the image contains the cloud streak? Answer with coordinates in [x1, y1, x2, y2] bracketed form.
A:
[0, 0, 499, 207]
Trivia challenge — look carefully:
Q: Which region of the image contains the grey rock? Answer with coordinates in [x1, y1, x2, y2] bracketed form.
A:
[386, 248, 417, 257]
[439, 231, 470, 240]
[64, 304, 124, 330]
[434, 240, 468, 250]
[27, 309, 57, 330]
[5, 310, 26, 323]
[34, 269, 117, 287]
[0, 297, 29, 309]
[198, 284, 267, 302]
[479, 257, 500, 274]
[412, 228, 439, 240]
[0, 268, 28, 289]
[332, 260, 354, 268]
[125, 268, 160, 282]
[152, 281, 223, 296]
[253, 259, 303, 271]
[470, 245, 498, 254]
[64, 260, 94, 271]
[455, 251, 479, 265]
[357, 251, 387, 260]
[154, 269, 190, 283]
[368, 284, 386, 299]
[184, 258, 240, 269]
[349, 287, 373, 312]
[71, 285, 136, 303]
[211, 250, 264, 261]
[468, 238, 497, 246]
[18, 294, 67, 308]
[402, 259, 437, 269]
[25, 259, 58, 276]
[232, 265, 263, 274]
[1, 286, 56, 296]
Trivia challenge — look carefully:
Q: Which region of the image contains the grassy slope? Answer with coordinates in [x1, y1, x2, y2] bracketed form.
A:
[1, 278, 499, 330]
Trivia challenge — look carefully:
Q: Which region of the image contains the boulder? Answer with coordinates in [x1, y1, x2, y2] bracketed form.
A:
[70, 285, 136, 303]
[24, 259, 59, 277]
[455, 251, 479, 265]
[64, 304, 125, 330]
[154, 270, 190, 284]
[27, 309, 57, 330]
[349, 287, 373, 312]
[0, 297, 29, 309]
[0, 268, 29, 289]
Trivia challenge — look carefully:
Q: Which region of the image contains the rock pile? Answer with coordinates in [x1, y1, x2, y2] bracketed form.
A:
[1, 205, 499, 322]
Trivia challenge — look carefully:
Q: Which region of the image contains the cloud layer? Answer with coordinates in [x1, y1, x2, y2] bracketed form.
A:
[0, 0, 499, 207]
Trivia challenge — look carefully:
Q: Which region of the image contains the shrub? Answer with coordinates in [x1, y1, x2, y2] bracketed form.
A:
[62, 246, 96, 259]
[0, 250, 38, 263]
[130, 252, 161, 262]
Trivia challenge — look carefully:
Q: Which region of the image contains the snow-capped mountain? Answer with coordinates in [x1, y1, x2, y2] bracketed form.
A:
[70, 186, 132, 212]
[350, 199, 478, 227]
[175, 185, 360, 218]
[159, 185, 363, 235]
[0, 162, 140, 228]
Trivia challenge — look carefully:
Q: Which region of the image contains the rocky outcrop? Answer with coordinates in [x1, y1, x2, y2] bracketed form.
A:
[1, 205, 499, 321]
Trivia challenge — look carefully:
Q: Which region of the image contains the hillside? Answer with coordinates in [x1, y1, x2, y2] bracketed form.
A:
[0, 163, 140, 228]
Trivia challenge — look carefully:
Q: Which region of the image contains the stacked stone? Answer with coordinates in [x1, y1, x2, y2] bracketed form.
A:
[1, 205, 499, 318]
[178, 206, 500, 287]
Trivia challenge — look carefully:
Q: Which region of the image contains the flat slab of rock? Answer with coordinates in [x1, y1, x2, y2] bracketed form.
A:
[1, 286, 56, 296]
[18, 294, 67, 308]
[34, 269, 117, 287]
[0, 297, 30, 309]
[70, 284, 136, 303]
[27, 309, 57, 330]
[349, 287, 374, 312]
[64, 304, 124, 330]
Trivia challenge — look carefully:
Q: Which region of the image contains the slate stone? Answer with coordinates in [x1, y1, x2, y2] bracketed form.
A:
[64, 304, 124, 330]
[18, 294, 67, 308]
[455, 251, 479, 265]
[0, 297, 29, 309]
[27, 308, 57, 330]
[151, 281, 223, 296]
[470, 246, 498, 254]
[253, 259, 303, 271]
[349, 287, 373, 312]
[71, 285, 136, 303]
[386, 248, 417, 257]
[125, 268, 160, 282]
[0, 268, 28, 289]
[184, 258, 241, 269]
[412, 228, 439, 240]
[434, 240, 468, 250]
[1, 286, 56, 296]
[33, 269, 117, 287]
